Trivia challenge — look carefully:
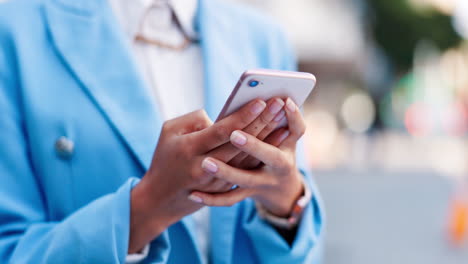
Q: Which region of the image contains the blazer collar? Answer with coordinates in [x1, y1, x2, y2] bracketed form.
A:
[108, 0, 199, 42]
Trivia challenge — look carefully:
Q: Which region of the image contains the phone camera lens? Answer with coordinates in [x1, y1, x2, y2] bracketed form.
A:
[248, 80, 259, 87]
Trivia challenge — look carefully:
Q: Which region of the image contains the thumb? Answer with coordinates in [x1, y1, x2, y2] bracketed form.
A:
[163, 109, 213, 135]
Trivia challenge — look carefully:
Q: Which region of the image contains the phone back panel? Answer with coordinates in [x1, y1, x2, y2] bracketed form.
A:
[217, 69, 316, 121]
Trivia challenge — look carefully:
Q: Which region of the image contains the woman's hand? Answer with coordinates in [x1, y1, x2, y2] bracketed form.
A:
[129, 97, 290, 253]
[189, 98, 306, 217]
[200, 97, 287, 192]
[129, 99, 268, 253]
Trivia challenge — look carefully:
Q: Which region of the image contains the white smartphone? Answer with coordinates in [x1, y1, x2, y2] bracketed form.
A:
[216, 69, 316, 122]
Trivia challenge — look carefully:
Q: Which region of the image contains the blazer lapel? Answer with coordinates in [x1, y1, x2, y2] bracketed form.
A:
[198, 1, 244, 120]
[44, 0, 161, 170]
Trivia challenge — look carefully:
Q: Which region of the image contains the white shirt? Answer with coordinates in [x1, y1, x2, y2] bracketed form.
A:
[108, 0, 210, 263]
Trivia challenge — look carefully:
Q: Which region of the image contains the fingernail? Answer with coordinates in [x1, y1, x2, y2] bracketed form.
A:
[269, 99, 284, 115]
[202, 158, 218, 173]
[279, 130, 290, 142]
[286, 98, 296, 112]
[230, 131, 247, 145]
[250, 100, 266, 115]
[273, 110, 286, 122]
[188, 194, 203, 204]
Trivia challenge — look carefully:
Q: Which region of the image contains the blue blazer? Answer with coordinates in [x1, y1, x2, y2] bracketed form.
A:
[0, 0, 324, 263]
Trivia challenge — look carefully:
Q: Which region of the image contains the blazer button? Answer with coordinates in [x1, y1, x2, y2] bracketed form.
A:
[55, 136, 74, 159]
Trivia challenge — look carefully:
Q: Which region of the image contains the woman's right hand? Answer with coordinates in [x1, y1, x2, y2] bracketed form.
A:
[128, 99, 275, 253]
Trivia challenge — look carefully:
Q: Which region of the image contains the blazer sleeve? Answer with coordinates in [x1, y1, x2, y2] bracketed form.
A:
[0, 23, 171, 264]
[240, 26, 325, 264]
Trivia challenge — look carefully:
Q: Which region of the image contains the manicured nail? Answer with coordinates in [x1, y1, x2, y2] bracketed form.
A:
[286, 98, 296, 113]
[279, 130, 290, 142]
[230, 131, 247, 145]
[188, 194, 203, 204]
[250, 100, 266, 115]
[273, 110, 286, 122]
[202, 158, 218, 173]
[269, 99, 284, 115]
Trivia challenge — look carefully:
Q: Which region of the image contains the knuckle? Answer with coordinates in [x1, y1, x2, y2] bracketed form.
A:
[196, 109, 210, 121]
[294, 115, 307, 134]
[256, 128, 273, 142]
[298, 123, 306, 137]
[281, 159, 295, 175]
[189, 165, 204, 181]
[258, 112, 271, 125]
[161, 121, 172, 133]
[238, 110, 254, 127]
[264, 122, 276, 132]
[193, 110, 212, 128]
[292, 124, 306, 138]
[283, 164, 294, 176]
[213, 125, 229, 142]
[274, 153, 289, 170]
[194, 109, 207, 117]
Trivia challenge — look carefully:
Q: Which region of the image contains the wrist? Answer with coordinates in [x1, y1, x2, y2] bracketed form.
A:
[258, 186, 303, 217]
[256, 177, 312, 230]
[129, 178, 172, 253]
[255, 173, 304, 217]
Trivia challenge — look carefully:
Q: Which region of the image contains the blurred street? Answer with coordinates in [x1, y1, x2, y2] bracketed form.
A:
[316, 169, 468, 264]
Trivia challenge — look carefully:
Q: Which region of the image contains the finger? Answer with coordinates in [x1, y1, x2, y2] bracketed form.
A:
[227, 152, 249, 167]
[229, 130, 288, 169]
[229, 110, 286, 167]
[280, 98, 306, 151]
[188, 188, 253, 207]
[264, 127, 291, 147]
[256, 109, 286, 140]
[199, 178, 232, 193]
[200, 157, 266, 187]
[243, 98, 284, 137]
[208, 98, 284, 163]
[162, 109, 212, 137]
[189, 158, 217, 186]
[189, 99, 266, 153]
[239, 128, 290, 169]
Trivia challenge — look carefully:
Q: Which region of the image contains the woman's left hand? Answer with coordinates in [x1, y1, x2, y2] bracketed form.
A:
[189, 98, 306, 217]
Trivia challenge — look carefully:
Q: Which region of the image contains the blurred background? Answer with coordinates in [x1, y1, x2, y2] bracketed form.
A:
[236, 0, 468, 263]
